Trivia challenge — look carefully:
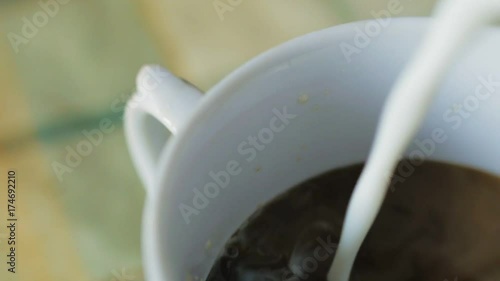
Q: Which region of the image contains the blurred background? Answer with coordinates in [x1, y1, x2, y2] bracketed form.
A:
[0, 0, 437, 280]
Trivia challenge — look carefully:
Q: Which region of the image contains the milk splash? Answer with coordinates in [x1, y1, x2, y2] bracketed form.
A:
[327, 1, 500, 281]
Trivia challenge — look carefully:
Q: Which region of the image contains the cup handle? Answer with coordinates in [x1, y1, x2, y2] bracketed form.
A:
[125, 65, 203, 192]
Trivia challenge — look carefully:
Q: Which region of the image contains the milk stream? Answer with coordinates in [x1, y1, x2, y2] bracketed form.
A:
[327, 1, 500, 281]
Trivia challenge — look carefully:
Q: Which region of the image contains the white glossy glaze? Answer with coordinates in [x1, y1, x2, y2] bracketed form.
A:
[124, 18, 500, 281]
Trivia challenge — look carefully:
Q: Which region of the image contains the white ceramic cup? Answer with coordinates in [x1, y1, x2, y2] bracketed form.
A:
[125, 18, 500, 281]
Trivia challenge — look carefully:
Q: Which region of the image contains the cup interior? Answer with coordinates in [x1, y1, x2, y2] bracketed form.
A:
[146, 18, 500, 281]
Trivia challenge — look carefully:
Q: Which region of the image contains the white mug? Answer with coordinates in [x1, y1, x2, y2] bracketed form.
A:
[124, 18, 500, 281]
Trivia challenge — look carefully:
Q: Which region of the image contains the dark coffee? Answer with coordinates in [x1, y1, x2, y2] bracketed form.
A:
[206, 160, 500, 281]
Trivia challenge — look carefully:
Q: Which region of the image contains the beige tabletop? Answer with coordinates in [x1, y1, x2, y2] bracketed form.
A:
[0, 1, 435, 280]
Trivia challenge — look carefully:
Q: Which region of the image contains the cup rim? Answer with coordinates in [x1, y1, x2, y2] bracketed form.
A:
[142, 17, 430, 281]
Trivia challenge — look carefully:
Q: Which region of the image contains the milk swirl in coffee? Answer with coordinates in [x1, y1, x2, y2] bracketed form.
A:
[206, 161, 500, 281]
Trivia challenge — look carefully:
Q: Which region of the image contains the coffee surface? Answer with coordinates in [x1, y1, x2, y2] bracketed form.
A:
[206, 161, 500, 281]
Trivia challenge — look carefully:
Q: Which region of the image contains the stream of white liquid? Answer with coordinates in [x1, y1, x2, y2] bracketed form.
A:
[327, 1, 500, 281]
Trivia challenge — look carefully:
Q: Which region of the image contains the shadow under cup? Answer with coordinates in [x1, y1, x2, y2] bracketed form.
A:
[143, 19, 500, 281]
